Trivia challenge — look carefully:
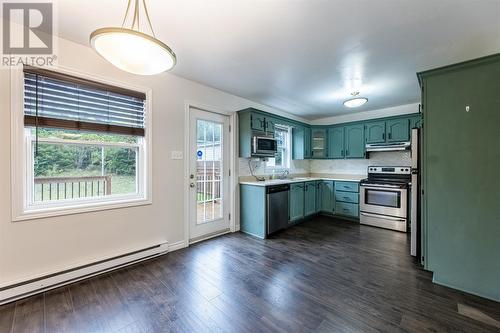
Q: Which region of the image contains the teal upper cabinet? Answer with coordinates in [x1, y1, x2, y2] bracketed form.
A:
[304, 127, 312, 159]
[292, 126, 312, 160]
[318, 181, 334, 214]
[311, 128, 328, 159]
[365, 121, 386, 143]
[239, 107, 421, 159]
[292, 126, 306, 160]
[386, 118, 409, 142]
[304, 181, 317, 217]
[289, 183, 305, 222]
[344, 124, 365, 158]
[251, 113, 266, 132]
[409, 114, 423, 129]
[328, 126, 345, 159]
[265, 117, 276, 135]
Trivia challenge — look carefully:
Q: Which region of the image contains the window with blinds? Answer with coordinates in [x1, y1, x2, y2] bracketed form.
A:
[23, 66, 146, 136]
[15, 66, 150, 218]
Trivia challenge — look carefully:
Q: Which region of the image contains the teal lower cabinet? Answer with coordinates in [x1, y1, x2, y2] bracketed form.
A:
[304, 181, 317, 217]
[335, 202, 359, 218]
[289, 183, 305, 222]
[386, 118, 409, 142]
[333, 181, 360, 220]
[240, 184, 267, 238]
[318, 181, 334, 214]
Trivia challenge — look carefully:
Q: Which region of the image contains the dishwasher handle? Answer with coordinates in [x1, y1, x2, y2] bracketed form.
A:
[266, 184, 290, 194]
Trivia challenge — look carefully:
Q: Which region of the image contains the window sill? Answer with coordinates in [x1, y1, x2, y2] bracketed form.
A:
[12, 196, 152, 222]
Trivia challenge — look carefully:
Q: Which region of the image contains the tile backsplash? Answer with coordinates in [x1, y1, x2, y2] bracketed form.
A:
[239, 158, 310, 177]
[239, 151, 411, 178]
[310, 151, 412, 175]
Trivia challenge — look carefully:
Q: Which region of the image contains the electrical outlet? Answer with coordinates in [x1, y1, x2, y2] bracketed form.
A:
[171, 151, 183, 160]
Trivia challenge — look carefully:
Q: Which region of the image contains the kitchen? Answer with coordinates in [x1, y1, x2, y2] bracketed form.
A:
[238, 106, 422, 255]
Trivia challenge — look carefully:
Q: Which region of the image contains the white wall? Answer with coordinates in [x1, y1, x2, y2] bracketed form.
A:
[0, 36, 303, 286]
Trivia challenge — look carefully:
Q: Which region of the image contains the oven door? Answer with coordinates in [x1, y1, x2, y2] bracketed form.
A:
[252, 137, 277, 156]
[360, 185, 407, 218]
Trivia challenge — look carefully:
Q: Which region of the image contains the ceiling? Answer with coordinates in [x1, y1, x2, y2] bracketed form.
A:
[54, 0, 500, 119]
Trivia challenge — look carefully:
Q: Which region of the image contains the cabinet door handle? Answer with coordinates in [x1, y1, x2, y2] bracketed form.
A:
[388, 132, 392, 140]
[382, 133, 385, 140]
[346, 150, 349, 156]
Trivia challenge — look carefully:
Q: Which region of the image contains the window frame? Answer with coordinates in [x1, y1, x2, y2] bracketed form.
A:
[265, 124, 291, 170]
[11, 66, 153, 221]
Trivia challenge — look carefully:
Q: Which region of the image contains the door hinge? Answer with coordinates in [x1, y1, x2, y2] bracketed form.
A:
[229, 125, 231, 132]
[229, 169, 231, 177]
[229, 213, 231, 220]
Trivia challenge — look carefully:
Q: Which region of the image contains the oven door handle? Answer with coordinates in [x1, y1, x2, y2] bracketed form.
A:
[360, 212, 406, 222]
[361, 185, 405, 191]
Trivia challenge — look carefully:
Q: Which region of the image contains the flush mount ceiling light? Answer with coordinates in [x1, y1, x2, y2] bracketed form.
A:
[90, 0, 176, 75]
[343, 91, 368, 108]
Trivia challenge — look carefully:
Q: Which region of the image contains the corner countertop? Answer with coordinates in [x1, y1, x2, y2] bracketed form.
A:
[239, 173, 366, 187]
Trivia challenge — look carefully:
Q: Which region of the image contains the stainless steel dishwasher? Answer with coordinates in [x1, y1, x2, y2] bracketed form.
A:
[266, 184, 290, 235]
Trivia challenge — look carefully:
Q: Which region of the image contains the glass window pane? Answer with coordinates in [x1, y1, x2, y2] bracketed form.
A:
[33, 140, 138, 203]
[365, 189, 400, 208]
[196, 120, 223, 224]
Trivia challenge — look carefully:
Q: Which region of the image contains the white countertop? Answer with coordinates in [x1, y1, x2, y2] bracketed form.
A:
[239, 174, 366, 187]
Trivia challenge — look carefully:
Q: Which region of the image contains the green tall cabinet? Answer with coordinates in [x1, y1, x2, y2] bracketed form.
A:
[418, 54, 500, 301]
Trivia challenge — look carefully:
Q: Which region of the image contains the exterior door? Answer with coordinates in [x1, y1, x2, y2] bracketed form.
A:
[189, 108, 230, 242]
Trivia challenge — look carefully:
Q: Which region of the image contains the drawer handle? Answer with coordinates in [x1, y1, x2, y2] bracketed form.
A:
[343, 208, 349, 211]
[343, 196, 350, 200]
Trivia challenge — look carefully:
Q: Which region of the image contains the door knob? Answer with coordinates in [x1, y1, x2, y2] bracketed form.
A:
[190, 183, 195, 188]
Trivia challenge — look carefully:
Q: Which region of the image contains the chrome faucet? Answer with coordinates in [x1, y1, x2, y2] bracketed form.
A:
[276, 170, 290, 180]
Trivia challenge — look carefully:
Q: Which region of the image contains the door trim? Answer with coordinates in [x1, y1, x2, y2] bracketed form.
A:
[183, 101, 237, 246]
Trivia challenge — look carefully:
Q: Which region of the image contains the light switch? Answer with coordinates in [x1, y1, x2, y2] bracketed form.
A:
[171, 151, 183, 160]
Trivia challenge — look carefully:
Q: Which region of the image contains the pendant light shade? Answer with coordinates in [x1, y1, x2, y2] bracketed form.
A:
[90, 0, 176, 75]
[343, 91, 368, 108]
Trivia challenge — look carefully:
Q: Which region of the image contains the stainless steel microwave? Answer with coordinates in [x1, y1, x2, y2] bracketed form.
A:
[252, 136, 277, 157]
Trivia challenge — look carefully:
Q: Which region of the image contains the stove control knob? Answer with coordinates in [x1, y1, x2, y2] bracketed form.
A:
[400, 168, 404, 171]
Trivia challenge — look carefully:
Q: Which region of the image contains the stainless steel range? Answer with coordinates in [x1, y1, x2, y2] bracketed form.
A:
[360, 166, 411, 232]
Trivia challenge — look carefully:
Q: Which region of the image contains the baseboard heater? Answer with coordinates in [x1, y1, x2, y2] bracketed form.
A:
[0, 242, 169, 305]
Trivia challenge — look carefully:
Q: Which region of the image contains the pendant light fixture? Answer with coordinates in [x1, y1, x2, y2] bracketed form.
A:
[343, 91, 368, 108]
[90, 0, 176, 75]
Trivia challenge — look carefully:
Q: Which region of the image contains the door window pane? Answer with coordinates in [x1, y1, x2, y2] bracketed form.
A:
[196, 119, 223, 224]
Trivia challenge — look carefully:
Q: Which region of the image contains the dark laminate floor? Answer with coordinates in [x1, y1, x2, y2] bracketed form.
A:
[1, 216, 500, 333]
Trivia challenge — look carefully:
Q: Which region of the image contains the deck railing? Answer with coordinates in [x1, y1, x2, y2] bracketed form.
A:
[34, 175, 112, 201]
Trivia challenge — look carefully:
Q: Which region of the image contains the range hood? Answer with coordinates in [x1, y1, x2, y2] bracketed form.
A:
[365, 142, 410, 152]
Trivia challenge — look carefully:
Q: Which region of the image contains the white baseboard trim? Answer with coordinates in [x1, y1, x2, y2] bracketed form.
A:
[168, 240, 188, 252]
[0, 242, 169, 305]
